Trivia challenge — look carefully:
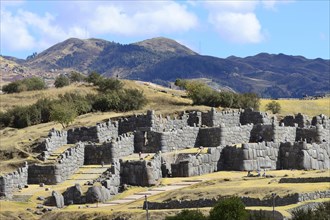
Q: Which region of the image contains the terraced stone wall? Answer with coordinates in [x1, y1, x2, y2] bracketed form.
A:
[0, 163, 28, 198]
[67, 120, 118, 144]
[279, 142, 330, 170]
[28, 143, 85, 184]
[120, 153, 162, 186]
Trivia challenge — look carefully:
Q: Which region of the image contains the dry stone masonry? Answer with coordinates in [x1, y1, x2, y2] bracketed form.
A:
[1, 108, 329, 207]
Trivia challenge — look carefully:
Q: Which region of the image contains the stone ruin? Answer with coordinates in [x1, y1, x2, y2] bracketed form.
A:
[0, 108, 329, 207]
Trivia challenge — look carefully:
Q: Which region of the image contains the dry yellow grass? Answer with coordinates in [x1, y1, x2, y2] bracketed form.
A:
[0, 83, 97, 112]
[150, 170, 330, 202]
[260, 98, 330, 117]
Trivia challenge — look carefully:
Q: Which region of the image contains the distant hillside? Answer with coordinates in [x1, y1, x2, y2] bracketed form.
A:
[1, 37, 329, 98]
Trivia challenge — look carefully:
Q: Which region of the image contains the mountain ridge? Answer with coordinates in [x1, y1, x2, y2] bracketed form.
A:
[1, 37, 329, 98]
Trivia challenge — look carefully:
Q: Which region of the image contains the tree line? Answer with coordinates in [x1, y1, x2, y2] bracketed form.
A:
[0, 72, 147, 129]
[175, 79, 260, 110]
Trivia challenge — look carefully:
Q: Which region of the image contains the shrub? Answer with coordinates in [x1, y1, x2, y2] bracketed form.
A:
[69, 71, 86, 83]
[96, 78, 123, 92]
[2, 77, 46, 93]
[86, 71, 103, 85]
[58, 92, 92, 115]
[209, 197, 248, 220]
[165, 209, 207, 220]
[50, 101, 77, 128]
[54, 75, 70, 88]
[265, 101, 281, 114]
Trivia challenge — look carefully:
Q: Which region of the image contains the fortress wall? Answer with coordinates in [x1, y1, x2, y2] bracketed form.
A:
[120, 153, 162, 186]
[0, 163, 28, 198]
[151, 111, 190, 132]
[273, 125, 296, 143]
[134, 131, 163, 153]
[296, 125, 329, 143]
[198, 124, 253, 147]
[28, 142, 85, 184]
[282, 113, 310, 128]
[240, 142, 281, 171]
[171, 147, 223, 177]
[118, 111, 153, 135]
[201, 108, 241, 127]
[67, 120, 118, 144]
[159, 127, 200, 152]
[312, 114, 329, 128]
[37, 129, 68, 161]
[84, 133, 134, 165]
[240, 108, 273, 125]
[279, 142, 330, 170]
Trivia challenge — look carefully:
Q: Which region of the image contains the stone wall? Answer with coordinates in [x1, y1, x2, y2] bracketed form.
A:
[84, 133, 134, 165]
[240, 108, 272, 125]
[281, 113, 310, 128]
[273, 125, 296, 143]
[67, 120, 118, 144]
[28, 143, 85, 184]
[171, 147, 223, 177]
[312, 114, 329, 128]
[117, 111, 153, 134]
[159, 127, 200, 152]
[0, 163, 28, 198]
[279, 142, 330, 170]
[279, 177, 330, 183]
[201, 108, 241, 127]
[198, 124, 253, 147]
[120, 153, 162, 186]
[151, 111, 190, 132]
[134, 131, 163, 153]
[240, 142, 281, 171]
[37, 129, 68, 161]
[144, 190, 330, 210]
[296, 125, 329, 143]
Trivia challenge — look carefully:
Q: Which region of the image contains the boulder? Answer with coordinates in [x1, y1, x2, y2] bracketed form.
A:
[63, 183, 83, 205]
[86, 186, 111, 203]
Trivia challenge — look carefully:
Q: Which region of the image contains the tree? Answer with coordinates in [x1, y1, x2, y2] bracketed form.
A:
[209, 197, 248, 220]
[69, 71, 85, 83]
[165, 209, 207, 220]
[86, 71, 103, 85]
[96, 78, 123, 92]
[2, 77, 46, 93]
[54, 75, 70, 88]
[265, 101, 281, 114]
[50, 102, 77, 128]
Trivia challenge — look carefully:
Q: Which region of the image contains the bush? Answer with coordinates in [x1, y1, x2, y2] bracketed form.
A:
[96, 78, 123, 92]
[178, 79, 260, 109]
[50, 101, 77, 128]
[165, 209, 207, 220]
[54, 75, 70, 88]
[0, 111, 11, 129]
[69, 71, 86, 83]
[58, 92, 92, 115]
[86, 71, 103, 85]
[2, 77, 46, 93]
[265, 101, 281, 114]
[209, 197, 248, 220]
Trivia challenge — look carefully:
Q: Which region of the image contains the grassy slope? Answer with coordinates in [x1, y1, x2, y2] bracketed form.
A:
[260, 98, 330, 117]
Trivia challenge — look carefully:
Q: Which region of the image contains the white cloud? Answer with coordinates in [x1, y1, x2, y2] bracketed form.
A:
[211, 12, 263, 44]
[261, 0, 294, 10]
[87, 1, 197, 36]
[203, 1, 264, 44]
[1, 1, 198, 55]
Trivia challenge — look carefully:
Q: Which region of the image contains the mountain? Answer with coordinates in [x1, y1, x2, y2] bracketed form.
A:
[2, 37, 329, 98]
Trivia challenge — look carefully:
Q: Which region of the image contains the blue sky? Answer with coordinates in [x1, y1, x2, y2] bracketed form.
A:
[1, 0, 329, 59]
